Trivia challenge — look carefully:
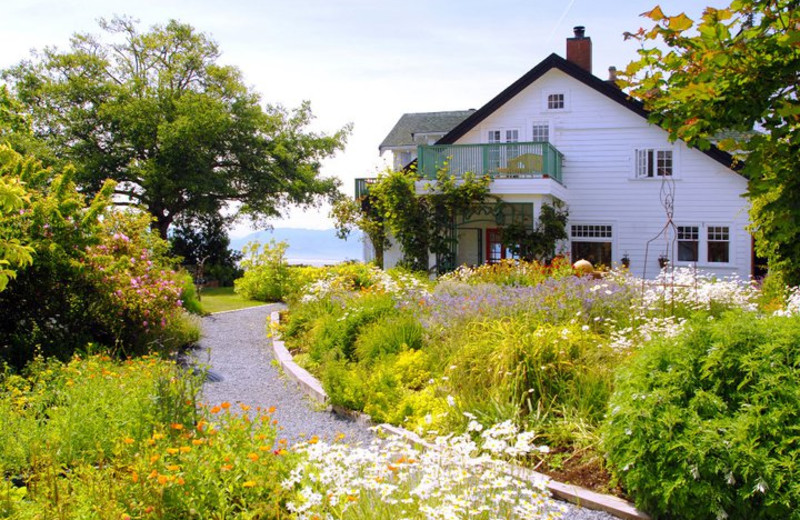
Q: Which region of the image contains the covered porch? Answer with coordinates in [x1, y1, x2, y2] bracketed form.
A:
[436, 196, 562, 272]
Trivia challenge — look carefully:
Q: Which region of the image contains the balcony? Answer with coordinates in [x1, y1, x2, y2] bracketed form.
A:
[355, 177, 376, 199]
[417, 142, 564, 184]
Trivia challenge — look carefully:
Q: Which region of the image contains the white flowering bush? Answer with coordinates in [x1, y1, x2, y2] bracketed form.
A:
[283, 423, 564, 520]
[641, 267, 757, 313]
[773, 285, 800, 316]
[299, 265, 430, 305]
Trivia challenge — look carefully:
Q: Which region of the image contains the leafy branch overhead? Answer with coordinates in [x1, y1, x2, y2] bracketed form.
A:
[3, 16, 350, 238]
[620, 1, 800, 282]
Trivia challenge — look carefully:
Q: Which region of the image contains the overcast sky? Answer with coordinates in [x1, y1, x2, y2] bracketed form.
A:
[2, 0, 723, 234]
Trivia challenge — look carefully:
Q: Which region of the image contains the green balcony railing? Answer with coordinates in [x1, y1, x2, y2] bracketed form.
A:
[355, 177, 376, 199]
[417, 142, 564, 184]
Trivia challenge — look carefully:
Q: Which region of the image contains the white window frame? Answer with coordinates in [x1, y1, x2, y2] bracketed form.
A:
[569, 223, 615, 266]
[542, 90, 570, 112]
[672, 223, 735, 267]
[633, 147, 676, 179]
[676, 225, 699, 263]
[530, 120, 551, 143]
[487, 128, 520, 144]
[706, 225, 732, 265]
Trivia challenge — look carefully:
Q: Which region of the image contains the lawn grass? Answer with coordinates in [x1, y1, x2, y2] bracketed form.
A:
[198, 286, 268, 313]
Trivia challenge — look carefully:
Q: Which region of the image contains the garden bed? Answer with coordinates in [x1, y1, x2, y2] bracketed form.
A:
[276, 260, 800, 519]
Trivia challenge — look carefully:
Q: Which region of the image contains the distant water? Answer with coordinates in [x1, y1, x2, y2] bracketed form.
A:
[286, 257, 358, 267]
[230, 228, 363, 265]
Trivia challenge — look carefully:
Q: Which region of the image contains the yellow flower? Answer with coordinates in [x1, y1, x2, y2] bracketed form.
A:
[247, 453, 259, 462]
[179, 446, 191, 454]
[167, 464, 181, 471]
[122, 437, 135, 445]
[240, 403, 251, 411]
[243, 481, 256, 488]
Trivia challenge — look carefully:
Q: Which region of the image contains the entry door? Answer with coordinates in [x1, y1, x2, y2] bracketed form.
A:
[486, 228, 505, 264]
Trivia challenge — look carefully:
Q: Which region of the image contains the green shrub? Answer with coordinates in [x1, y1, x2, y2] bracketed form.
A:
[0, 354, 294, 518]
[354, 313, 424, 362]
[603, 311, 800, 520]
[0, 354, 200, 472]
[234, 240, 291, 302]
[429, 317, 617, 444]
[307, 292, 397, 363]
[178, 271, 204, 315]
[0, 148, 197, 366]
[321, 360, 367, 412]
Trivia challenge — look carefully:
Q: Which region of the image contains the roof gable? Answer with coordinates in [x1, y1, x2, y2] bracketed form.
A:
[438, 53, 736, 170]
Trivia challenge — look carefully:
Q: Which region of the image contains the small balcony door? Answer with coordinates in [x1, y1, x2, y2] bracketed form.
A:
[487, 129, 519, 173]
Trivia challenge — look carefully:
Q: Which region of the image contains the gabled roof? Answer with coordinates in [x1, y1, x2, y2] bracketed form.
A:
[437, 53, 737, 170]
[379, 110, 476, 152]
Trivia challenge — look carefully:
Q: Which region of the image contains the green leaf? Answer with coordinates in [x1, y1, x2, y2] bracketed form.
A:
[668, 13, 694, 32]
[642, 5, 666, 21]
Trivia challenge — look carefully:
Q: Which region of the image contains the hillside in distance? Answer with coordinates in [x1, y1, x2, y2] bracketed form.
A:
[229, 228, 364, 266]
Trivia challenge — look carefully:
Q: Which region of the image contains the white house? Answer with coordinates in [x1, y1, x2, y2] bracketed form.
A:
[363, 27, 755, 280]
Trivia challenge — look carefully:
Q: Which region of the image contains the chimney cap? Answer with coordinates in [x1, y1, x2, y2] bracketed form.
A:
[573, 26, 586, 38]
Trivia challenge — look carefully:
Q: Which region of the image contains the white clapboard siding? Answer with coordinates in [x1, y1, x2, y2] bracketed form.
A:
[453, 68, 751, 279]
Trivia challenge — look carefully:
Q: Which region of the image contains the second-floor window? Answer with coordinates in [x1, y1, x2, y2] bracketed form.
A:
[635, 149, 673, 178]
[547, 93, 565, 110]
[531, 122, 550, 142]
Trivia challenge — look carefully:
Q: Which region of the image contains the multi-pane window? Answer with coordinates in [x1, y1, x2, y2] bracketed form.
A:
[531, 122, 549, 142]
[571, 225, 612, 266]
[677, 226, 699, 262]
[547, 93, 565, 110]
[488, 130, 518, 143]
[635, 149, 673, 177]
[487, 129, 519, 172]
[571, 225, 612, 239]
[707, 226, 730, 263]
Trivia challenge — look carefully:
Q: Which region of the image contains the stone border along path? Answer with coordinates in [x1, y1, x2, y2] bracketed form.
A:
[194, 305, 644, 520]
[193, 304, 373, 444]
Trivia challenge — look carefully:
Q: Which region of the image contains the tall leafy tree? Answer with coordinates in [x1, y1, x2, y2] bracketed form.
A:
[620, 1, 800, 282]
[3, 16, 349, 238]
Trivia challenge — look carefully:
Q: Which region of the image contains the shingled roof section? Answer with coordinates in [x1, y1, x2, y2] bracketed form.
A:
[379, 110, 476, 153]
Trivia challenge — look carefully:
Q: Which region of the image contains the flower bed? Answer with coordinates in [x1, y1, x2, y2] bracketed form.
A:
[279, 261, 800, 518]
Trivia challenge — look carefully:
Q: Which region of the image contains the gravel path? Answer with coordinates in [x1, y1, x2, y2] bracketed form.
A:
[194, 305, 620, 520]
[193, 304, 373, 445]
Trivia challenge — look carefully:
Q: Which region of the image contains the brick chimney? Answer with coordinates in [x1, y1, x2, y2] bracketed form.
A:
[566, 26, 592, 74]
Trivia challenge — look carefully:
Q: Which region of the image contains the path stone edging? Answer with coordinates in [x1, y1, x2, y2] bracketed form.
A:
[268, 311, 650, 520]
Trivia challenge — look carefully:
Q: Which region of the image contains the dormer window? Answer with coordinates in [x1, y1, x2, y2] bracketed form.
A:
[547, 93, 565, 110]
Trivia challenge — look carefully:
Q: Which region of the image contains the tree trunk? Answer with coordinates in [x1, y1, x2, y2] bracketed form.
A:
[155, 213, 173, 240]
